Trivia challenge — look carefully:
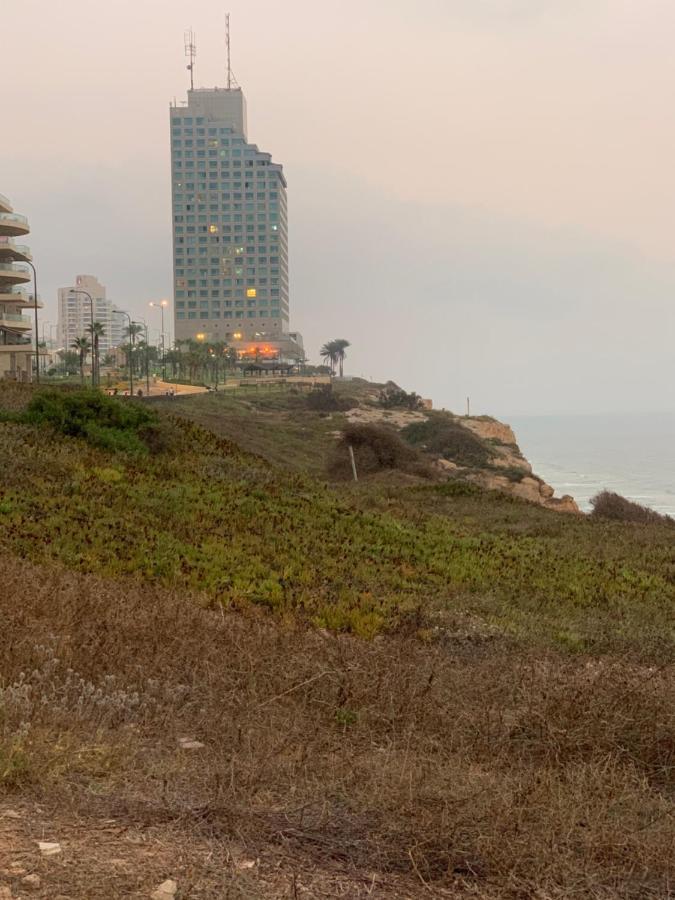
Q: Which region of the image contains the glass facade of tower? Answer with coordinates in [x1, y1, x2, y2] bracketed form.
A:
[170, 90, 289, 344]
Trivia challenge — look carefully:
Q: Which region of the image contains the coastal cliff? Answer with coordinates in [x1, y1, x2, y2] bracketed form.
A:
[345, 403, 580, 513]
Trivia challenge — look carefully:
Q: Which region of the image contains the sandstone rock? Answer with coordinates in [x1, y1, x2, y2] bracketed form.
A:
[435, 458, 458, 472]
[491, 452, 532, 473]
[539, 482, 555, 499]
[461, 418, 518, 445]
[345, 407, 427, 428]
[151, 880, 178, 899]
[0, 886, 14, 899]
[505, 478, 540, 504]
[544, 494, 581, 514]
[178, 737, 205, 750]
[37, 841, 62, 857]
[21, 874, 41, 889]
[236, 858, 257, 870]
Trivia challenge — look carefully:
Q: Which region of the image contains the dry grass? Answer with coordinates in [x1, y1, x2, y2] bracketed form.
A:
[1, 556, 674, 898]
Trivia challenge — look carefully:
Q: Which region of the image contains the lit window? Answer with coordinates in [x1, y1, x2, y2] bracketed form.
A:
[246, 288, 257, 298]
[209, 224, 219, 234]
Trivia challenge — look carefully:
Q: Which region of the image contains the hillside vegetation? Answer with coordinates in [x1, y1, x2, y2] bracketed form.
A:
[0, 383, 674, 898]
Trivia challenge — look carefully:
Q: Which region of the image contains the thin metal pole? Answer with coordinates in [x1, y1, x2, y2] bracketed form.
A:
[71, 289, 95, 387]
[26, 260, 39, 383]
[118, 311, 133, 396]
[133, 320, 150, 396]
[161, 305, 166, 381]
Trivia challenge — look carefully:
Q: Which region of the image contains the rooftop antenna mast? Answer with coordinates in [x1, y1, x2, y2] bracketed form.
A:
[225, 13, 239, 89]
[184, 28, 196, 91]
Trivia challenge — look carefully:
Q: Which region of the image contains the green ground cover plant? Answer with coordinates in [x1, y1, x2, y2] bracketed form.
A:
[0, 390, 673, 655]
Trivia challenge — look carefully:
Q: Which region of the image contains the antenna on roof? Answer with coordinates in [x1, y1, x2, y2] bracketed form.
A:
[225, 13, 239, 89]
[184, 28, 196, 91]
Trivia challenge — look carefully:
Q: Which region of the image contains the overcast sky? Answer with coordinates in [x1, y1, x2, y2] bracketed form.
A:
[5, 0, 675, 415]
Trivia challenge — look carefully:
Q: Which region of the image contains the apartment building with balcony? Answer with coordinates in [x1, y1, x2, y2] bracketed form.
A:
[0, 193, 37, 382]
[57, 274, 128, 356]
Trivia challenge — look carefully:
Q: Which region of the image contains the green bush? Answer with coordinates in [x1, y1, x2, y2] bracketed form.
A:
[21, 389, 162, 455]
[401, 416, 491, 468]
[306, 385, 356, 413]
[378, 384, 424, 410]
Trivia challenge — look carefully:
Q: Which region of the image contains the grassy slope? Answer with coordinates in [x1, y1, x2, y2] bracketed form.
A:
[0, 411, 674, 654]
[1, 384, 674, 897]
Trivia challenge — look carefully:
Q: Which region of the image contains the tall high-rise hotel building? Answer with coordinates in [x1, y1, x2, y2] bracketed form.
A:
[170, 83, 299, 354]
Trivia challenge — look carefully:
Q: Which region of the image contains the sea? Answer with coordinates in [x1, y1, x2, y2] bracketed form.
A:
[509, 413, 675, 515]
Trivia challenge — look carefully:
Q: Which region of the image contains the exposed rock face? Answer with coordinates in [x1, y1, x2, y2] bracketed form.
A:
[466, 470, 579, 513]
[345, 406, 427, 428]
[339, 403, 580, 514]
[461, 418, 518, 446]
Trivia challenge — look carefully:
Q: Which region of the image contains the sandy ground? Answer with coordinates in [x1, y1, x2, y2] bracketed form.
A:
[0, 802, 465, 899]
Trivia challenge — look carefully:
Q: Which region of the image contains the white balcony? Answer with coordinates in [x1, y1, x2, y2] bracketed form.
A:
[0, 311, 31, 331]
[0, 212, 29, 237]
[0, 238, 31, 262]
[0, 261, 31, 286]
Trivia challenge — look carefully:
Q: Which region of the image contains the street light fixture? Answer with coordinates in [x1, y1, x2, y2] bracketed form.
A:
[149, 299, 169, 382]
[69, 289, 95, 386]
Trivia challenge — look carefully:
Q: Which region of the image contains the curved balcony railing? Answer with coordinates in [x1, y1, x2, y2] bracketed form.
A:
[0, 213, 28, 227]
[0, 337, 32, 348]
[0, 262, 30, 278]
[0, 238, 31, 260]
[0, 288, 41, 305]
[0, 311, 30, 326]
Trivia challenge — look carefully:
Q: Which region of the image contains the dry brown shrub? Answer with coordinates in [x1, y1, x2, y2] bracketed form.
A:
[590, 490, 674, 526]
[1, 555, 674, 897]
[330, 422, 432, 480]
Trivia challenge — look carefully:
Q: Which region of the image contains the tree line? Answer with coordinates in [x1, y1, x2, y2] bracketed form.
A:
[57, 323, 351, 386]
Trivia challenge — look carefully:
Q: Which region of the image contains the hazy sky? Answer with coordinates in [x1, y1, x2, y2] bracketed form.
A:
[5, 0, 675, 415]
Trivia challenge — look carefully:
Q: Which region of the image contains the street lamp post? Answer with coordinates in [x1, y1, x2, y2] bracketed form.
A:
[115, 310, 134, 396]
[23, 259, 40, 384]
[134, 320, 151, 396]
[69, 289, 95, 386]
[149, 300, 169, 382]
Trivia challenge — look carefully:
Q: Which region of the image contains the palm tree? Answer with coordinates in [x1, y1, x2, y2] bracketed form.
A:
[71, 336, 91, 385]
[320, 341, 339, 375]
[164, 349, 182, 380]
[124, 324, 144, 376]
[85, 321, 106, 387]
[332, 339, 350, 377]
